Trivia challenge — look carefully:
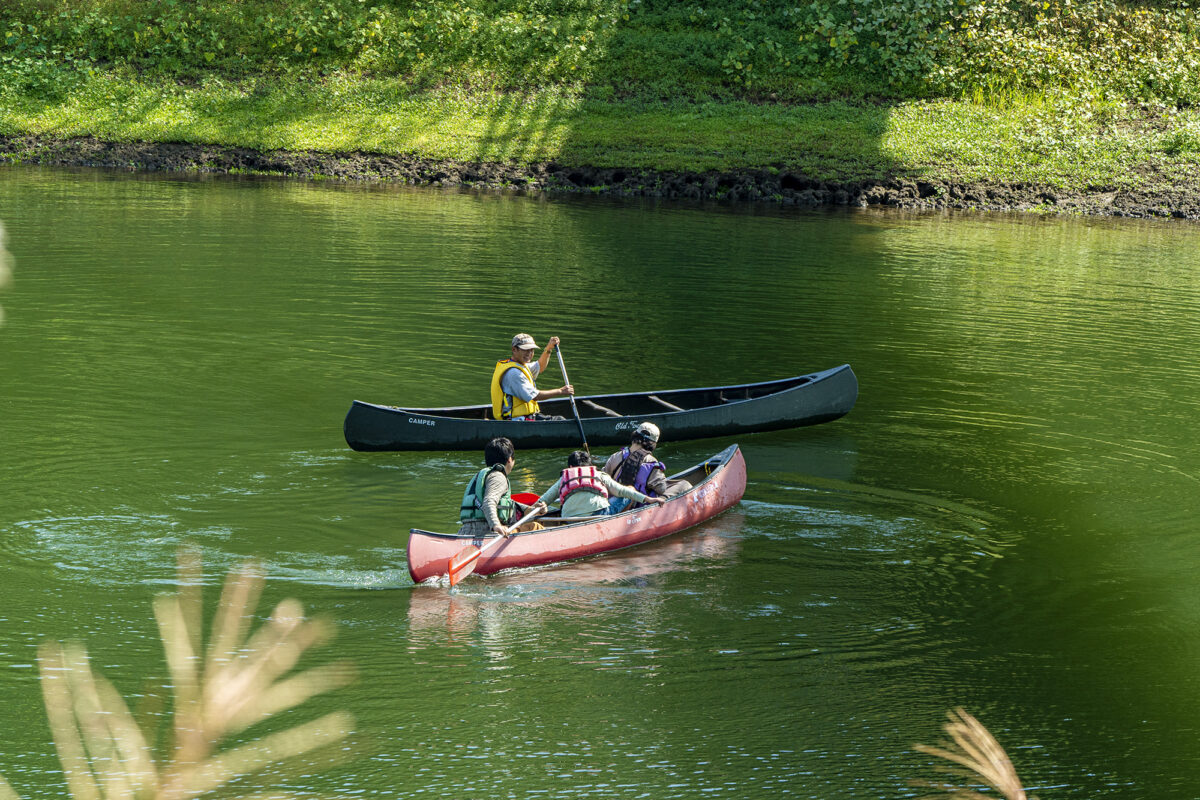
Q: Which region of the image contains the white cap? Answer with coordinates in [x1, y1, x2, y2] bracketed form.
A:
[634, 421, 660, 443]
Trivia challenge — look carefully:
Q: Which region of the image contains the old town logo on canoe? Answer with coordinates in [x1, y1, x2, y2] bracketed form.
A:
[407, 418, 435, 426]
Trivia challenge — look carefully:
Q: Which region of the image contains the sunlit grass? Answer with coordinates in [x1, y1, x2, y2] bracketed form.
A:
[2, 70, 1199, 190]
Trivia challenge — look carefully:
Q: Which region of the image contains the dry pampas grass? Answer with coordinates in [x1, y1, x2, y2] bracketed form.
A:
[1, 550, 354, 800]
[913, 707, 1031, 800]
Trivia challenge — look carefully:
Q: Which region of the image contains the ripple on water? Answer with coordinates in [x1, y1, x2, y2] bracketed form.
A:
[7, 513, 191, 586]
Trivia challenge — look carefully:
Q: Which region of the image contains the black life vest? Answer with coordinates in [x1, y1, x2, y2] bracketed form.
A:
[615, 447, 666, 497]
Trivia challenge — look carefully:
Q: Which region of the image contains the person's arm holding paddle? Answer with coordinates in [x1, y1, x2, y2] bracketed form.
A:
[484, 477, 546, 536]
[536, 336, 560, 378]
[532, 384, 573, 402]
[531, 337, 572, 400]
[600, 472, 667, 509]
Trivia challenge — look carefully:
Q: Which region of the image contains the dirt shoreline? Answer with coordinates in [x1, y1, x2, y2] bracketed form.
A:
[4, 134, 1198, 219]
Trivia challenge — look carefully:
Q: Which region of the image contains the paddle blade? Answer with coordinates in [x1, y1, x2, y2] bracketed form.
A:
[512, 492, 540, 505]
[447, 545, 482, 587]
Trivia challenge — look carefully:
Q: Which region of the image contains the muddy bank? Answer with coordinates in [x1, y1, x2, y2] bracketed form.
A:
[4, 134, 1198, 220]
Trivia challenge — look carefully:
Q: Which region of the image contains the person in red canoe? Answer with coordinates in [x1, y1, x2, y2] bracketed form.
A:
[490, 333, 574, 421]
[602, 422, 693, 513]
[458, 437, 545, 537]
[533, 450, 666, 519]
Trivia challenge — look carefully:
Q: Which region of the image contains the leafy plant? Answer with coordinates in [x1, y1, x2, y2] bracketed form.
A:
[1159, 118, 1200, 156]
[1, 0, 1198, 104]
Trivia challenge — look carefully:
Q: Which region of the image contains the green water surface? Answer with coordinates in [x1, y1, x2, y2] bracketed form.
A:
[2, 167, 1199, 798]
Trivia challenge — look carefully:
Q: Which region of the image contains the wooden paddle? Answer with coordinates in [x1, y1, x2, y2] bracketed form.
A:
[555, 344, 589, 456]
[447, 503, 545, 587]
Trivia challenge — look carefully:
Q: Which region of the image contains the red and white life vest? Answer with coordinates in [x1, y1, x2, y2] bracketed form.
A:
[558, 466, 609, 503]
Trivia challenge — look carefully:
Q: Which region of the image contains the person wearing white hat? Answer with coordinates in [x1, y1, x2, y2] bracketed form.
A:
[602, 421, 692, 512]
[490, 333, 574, 421]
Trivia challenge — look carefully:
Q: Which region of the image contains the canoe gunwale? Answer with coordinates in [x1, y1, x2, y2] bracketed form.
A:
[363, 371, 823, 419]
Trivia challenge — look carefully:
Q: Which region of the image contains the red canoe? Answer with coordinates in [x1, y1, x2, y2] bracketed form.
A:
[407, 444, 747, 584]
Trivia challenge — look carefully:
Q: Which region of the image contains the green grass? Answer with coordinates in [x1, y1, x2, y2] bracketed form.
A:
[2, 0, 1199, 200]
[3, 70, 1199, 191]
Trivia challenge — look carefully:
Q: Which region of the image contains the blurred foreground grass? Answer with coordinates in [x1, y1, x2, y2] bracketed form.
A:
[0, 550, 354, 800]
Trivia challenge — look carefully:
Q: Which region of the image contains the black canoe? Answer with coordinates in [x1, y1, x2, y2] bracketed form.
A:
[343, 364, 857, 451]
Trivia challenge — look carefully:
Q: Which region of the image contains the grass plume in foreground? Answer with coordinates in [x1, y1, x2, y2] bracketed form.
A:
[0, 550, 355, 800]
[914, 707, 1032, 800]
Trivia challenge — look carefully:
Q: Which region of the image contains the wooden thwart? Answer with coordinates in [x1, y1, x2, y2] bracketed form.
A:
[582, 399, 622, 418]
[647, 394, 685, 412]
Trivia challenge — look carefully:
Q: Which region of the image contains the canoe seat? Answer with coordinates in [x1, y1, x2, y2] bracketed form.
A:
[582, 399, 622, 418]
[647, 394, 686, 412]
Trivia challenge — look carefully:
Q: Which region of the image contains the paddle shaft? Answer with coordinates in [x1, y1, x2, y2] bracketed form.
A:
[485, 501, 544, 548]
[554, 345, 589, 455]
[447, 502, 546, 586]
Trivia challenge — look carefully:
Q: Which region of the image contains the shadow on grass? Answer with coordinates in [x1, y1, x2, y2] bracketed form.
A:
[0, 8, 923, 205]
[443, 14, 909, 202]
[179, 9, 911, 200]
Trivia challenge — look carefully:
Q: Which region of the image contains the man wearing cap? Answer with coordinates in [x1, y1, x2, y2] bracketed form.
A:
[602, 421, 693, 511]
[490, 333, 574, 421]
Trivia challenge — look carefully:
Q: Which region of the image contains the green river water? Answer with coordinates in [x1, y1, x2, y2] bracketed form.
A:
[2, 167, 1200, 798]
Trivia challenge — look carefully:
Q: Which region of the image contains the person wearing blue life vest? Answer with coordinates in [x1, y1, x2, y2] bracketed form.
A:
[533, 450, 666, 519]
[490, 333, 574, 421]
[458, 437, 545, 538]
[602, 422, 693, 513]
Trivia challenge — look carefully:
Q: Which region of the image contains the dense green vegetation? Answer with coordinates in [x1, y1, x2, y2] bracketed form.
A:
[1, 0, 1199, 192]
[4, 0, 1199, 102]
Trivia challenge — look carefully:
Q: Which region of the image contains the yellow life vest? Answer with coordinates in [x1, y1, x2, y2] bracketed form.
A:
[491, 359, 541, 420]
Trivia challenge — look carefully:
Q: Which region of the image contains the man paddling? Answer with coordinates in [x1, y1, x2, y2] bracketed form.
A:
[458, 437, 544, 538]
[491, 333, 574, 421]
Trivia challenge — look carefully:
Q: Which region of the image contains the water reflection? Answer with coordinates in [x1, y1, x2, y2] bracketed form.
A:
[0, 220, 11, 325]
[406, 516, 744, 638]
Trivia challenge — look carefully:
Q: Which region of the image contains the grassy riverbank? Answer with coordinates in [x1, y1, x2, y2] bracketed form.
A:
[2, 0, 1199, 214]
